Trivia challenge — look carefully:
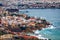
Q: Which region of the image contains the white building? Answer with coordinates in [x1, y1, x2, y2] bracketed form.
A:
[0, 0, 60, 5]
[12, 0, 60, 4]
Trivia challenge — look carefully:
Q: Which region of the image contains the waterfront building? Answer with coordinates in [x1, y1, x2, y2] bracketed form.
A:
[0, 0, 60, 5]
[0, 0, 60, 9]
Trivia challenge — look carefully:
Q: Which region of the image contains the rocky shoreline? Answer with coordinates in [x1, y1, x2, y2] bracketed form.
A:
[0, 7, 51, 40]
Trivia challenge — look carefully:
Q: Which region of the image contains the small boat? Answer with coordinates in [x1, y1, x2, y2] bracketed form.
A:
[19, 10, 29, 13]
[0, 3, 3, 6]
[6, 9, 19, 12]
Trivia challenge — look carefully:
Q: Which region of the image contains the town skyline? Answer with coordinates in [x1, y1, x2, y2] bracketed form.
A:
[0, 0, 60, 4]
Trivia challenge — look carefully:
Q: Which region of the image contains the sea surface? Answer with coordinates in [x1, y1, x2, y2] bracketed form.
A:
[19, 9, 60, 40]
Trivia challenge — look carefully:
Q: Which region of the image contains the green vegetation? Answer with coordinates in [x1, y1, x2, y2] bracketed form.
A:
[0, 31, 7, 35]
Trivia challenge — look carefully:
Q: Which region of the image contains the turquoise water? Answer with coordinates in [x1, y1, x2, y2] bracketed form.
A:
[19, 9, 60, 40]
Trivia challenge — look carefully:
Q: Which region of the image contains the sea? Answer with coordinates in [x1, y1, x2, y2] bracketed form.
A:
[19, 9, 60, 40]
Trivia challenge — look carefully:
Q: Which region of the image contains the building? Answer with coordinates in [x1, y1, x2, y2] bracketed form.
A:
[7, 0, 60, 4]
[0, 0, 60, 5]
